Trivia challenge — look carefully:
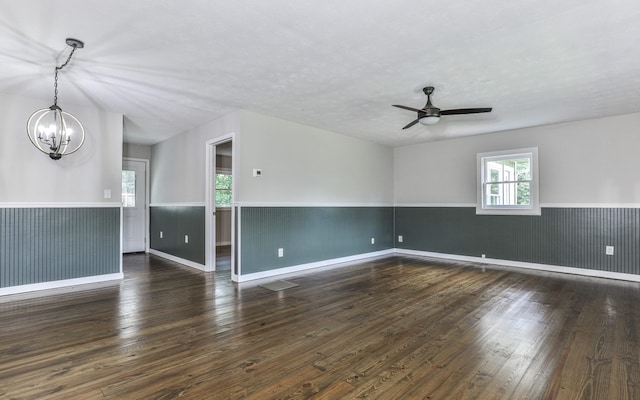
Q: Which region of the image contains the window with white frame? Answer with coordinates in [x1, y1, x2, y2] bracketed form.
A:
[215, 172, 232, 207]
[122, 170, 136, 207]
[476, 147, 540, 215]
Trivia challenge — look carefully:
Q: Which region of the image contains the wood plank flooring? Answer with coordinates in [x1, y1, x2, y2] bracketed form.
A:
[216, 245, 231, 271]
[1, 254, 639, 399]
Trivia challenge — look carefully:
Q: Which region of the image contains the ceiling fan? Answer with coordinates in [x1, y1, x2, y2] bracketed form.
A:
[392, 86, 492, 129]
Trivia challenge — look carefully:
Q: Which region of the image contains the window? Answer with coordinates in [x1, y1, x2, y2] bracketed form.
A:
[477, 147, 540, 215]
[215, 173, 232, 207]
[122, 170, 136, 207]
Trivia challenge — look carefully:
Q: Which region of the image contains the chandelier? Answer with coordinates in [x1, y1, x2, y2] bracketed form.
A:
[26, 38, 85, 160]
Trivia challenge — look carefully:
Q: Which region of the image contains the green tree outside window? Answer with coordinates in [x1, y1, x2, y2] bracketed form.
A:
[215, 174, 232, 206]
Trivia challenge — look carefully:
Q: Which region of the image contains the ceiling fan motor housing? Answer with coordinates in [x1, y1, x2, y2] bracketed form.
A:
[420, 107, 440, 117]
[421, 86, 440, 116]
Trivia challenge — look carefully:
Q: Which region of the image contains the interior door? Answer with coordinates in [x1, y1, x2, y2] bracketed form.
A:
[122, 159, 146, 253]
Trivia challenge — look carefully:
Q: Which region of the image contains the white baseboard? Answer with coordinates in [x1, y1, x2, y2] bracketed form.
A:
[235, 249, 394, 283]
[3, 248, 635, 298]
[148, 249, 210, 272]
[0, 273, 123, 297]
[395, 249, 640, 283]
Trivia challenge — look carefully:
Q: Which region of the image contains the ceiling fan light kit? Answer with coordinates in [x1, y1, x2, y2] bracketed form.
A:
[393, 86, 492, 130]
[419, 116, 440, 125]
[26, 38, 86, 160]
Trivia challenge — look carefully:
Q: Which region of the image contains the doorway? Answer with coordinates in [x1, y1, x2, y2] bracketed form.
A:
[205, 135, 235, 275]
[214, 141, 232, 270]
[122, 159, 148, 253]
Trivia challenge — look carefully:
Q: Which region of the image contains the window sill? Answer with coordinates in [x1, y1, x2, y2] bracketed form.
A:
[476, 207, 541, 216]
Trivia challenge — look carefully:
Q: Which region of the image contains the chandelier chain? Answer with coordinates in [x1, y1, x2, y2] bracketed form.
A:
[53, 46, 78, 106]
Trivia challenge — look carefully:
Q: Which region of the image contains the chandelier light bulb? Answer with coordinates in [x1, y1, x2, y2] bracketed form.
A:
[27, 106, 85, 159]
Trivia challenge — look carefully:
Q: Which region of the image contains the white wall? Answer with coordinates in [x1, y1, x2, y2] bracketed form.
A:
[237, 111, 393, 205]
[123, 143, 152, 160]
[151, 112, 240, 204]
[394, 112, 640, 205]
[0, 92, 123, 203]
[151, 110, 394, 205]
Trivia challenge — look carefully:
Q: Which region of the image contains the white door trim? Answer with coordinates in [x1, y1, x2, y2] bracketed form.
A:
[123, 157, 150, 253]
[205, 133, 236, 276]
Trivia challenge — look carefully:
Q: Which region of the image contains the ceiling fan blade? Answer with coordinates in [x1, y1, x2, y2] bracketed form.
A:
[402, 119, 420, 130]
[393, 104, 424, 113]
[441, 107, 492, 115]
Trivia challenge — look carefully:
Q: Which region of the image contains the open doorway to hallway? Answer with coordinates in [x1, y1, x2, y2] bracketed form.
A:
[206, 135, 235, 275]
[214, 141, 232, 270]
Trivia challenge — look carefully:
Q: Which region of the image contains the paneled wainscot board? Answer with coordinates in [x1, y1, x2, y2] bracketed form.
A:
[395, 207, 640, 275]
[150, 206, 205, 264]
[0, 207, 120, 288]
[240, 207, 394, 274]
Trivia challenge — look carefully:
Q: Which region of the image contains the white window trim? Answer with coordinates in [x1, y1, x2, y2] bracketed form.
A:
[476, 147, 540, 216]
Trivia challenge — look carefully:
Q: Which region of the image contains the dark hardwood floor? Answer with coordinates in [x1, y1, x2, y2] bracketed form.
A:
[1, 254, 639, 399]
[216, 245, 231, 271]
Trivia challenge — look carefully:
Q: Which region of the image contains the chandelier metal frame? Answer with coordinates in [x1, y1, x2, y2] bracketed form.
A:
[26, 38, 86, 160]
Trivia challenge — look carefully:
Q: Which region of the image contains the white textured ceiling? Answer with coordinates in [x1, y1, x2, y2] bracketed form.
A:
[1, 0, 639, 146]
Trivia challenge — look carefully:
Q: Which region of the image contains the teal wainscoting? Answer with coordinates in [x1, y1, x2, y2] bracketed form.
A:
[240, 207, 394, 275]
[0, 207, 120, 288]
[395, 207, 640, 275]
[150, 206, 205, 264]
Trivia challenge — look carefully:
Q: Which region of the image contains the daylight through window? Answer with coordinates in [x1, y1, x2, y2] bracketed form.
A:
[477, 148, 540, 215]
[215, 173, 232, 207]
[122, 170, 136, 207]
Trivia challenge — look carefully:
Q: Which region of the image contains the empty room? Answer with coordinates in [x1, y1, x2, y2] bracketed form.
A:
[1, 1, 639, 399]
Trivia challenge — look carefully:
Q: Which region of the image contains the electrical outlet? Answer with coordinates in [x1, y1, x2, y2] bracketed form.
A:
[160, 231, 163, 239]
[253, 168, 262, 177]
[103, 189, 111, 199]
[185, 235, 189, 244]
[398, 235, 403, 243]
[606, 246, 614, 256]
[371, 237, 375, 245]
[481, 254, 486, 258]
[278, 248, 284, 257]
